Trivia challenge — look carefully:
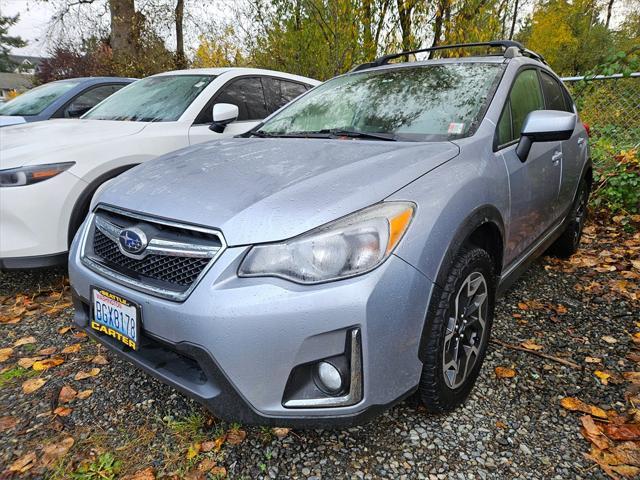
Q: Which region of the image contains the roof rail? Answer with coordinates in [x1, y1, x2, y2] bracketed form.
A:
[352, 40, 547, 72]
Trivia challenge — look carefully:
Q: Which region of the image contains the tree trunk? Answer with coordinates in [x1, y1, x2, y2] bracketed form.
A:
[430, 0, 446, 56]
[109, 0, 138, 58]
[605, 0, 615, 29]
[362, 0, 375, 59]
[396, 0, 414, 53]
[175, 0, 186, 68]
[509, 0, 519, 40]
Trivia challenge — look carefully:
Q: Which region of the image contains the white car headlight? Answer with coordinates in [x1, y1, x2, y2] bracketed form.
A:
[0, 162, 75, 187]
[238, 202, 415, 284]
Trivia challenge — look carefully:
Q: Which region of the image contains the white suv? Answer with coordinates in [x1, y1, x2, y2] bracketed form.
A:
[0, 68, 319, 269]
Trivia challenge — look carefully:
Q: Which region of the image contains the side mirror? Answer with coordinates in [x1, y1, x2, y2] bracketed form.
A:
[516, 110, 576, 162]
[210, 103, 239, 133]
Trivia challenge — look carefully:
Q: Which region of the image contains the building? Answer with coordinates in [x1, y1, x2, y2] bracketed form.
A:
[8, 55, 45, 75]
[0, 72, 33, 102]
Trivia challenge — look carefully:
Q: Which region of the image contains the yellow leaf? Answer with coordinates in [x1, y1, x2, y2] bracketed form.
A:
[495, 366, 516, 378]
[560, 397, 607, 418]
[594, 370, 611, 385]
[521, 340, 543, 351]
[32, 356, 64, 371]
[58, 326, 72, 334]
[38, 347, 56, 355]
[61, 344, 82, 354]
[0, 347, 13, 362]
[91, 354, 109, 365]
[13, 336, 36, 347]
[186, 442, 201, 460]
[9, 452, 37, 473]
[77, 389, 94, 400]
[22, 377, 47, 394]
[272, 427, 290, 439]
[74, 368, 100, 380]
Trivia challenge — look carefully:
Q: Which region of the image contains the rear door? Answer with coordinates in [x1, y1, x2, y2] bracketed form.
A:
[539, 70, 586, 217]
[188, 76, 269, 144]
[496, 68, 562, 264]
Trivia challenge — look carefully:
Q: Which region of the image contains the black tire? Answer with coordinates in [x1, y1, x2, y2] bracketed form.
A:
[418, 247, 496, 413]
[548, 178, 590, 258]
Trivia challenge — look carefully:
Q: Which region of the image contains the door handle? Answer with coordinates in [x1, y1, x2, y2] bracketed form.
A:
[551, 151, 562, 165]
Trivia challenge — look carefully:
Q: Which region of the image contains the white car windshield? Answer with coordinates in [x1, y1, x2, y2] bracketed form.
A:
[83, 74, 216, 122]
[0, 80, 81, 116]
[258, 63, 503, 141]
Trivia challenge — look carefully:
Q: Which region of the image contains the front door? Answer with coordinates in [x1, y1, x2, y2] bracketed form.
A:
[496, 69, 562, 265]
[188, 77, 270, 145]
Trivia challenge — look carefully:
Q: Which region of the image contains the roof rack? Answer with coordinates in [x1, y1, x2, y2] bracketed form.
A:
[351, 40, 547, 72]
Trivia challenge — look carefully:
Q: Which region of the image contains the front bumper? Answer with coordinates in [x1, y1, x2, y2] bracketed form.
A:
[0, 171, 85, 265]
[69, 234, 433, 426]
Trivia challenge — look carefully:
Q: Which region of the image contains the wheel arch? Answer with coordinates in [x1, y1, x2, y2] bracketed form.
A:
[67, 164, 139, 246]
[418, 205, 505, 363]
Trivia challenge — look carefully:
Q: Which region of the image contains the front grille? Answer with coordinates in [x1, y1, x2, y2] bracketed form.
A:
[93, 230, 210, 288]
[81, 206, 226, 301]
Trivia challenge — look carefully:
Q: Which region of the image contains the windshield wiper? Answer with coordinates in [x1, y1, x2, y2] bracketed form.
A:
[250, 128, 397, 141]
[309, 128, 397, 141]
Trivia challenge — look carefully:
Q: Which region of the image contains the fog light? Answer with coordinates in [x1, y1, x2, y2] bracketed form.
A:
[315, 361, 343, 394]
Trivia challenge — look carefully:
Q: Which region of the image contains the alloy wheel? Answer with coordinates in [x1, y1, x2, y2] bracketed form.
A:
[442, 271, 489, 389]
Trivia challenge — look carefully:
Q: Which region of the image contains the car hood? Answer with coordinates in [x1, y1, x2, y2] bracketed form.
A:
[0, 119, 148, 169]
[0, 115, 26, 127]
[98, 138, 459, 245]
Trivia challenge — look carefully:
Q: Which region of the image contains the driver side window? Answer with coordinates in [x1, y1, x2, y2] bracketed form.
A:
[496, 69, 544, 147]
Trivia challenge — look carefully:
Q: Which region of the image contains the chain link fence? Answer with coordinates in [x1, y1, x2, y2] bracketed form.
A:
[562, 73, 640, 140]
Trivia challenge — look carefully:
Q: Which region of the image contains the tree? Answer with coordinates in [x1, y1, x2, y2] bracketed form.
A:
[0, 14, 27, 72]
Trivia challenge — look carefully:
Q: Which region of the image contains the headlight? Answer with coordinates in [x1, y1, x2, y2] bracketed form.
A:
[0, 162, 75, 187]
[238, 202, 415, 284]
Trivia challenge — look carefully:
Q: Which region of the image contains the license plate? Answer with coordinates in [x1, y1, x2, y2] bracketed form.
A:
[91, 288, 140, 350]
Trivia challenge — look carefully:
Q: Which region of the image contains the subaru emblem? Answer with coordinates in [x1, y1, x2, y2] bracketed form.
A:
[118, 227, 148, 255]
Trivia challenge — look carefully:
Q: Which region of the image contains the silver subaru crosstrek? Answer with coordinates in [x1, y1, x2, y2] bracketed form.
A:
[68, 41, 590, 427]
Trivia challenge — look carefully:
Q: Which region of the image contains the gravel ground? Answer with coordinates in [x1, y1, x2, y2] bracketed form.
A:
[1, 226, 637, 479]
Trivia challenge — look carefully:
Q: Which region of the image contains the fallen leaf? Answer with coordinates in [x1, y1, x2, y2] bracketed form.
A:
[73, 331, 88, 339]
[521, 340, 543, 351]
[74, 368, 100, 380]
[13, 336, 36, 347]
[585, 356, 602, 363]
[58, 326, 72, 335]
[8, 452, 37, 473]
[77, 389, 93, 400]
[611, 465, 640, 477]
[517, 302, 529, 310]
[603, 423, 640, 441]
[210, 466, 227, 477]
[197, 458, 217, 472]
[0, 416, 18, 432]
[595, 370, 612, 385]
[121, 467, 156, 480]
[580, 415, 610, 450]
[226, 428, 246, 445]
[37, 347, 56, 355]
[17, 356, 44, 368]
[58, 385, 78, 403]
[41, 437, 74, 467]
[91, 354, 109, 365]
[0, 347, 13, 362]
[22, 377, 46, 394]
[61, 343, 82, 354]
[495, 366, 517, 378]
[272, 427, 290, 439]
[624, 372, 640, 384]
[495, 421, 508, 429]
[32, 356, 64, 371]
[602, 336, 618, 344]
[53, 406, 73, 417]
[201, 436, 225, 452]
[560, 397, 608, 418]
[186, 442, 201, 460]
[611, 442, 640, 467]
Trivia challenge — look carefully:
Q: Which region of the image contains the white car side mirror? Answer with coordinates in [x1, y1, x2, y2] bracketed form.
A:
[210, 103, 239, 133]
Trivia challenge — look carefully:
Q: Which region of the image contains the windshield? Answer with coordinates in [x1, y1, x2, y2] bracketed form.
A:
[83, 75, 215, 122]
[0, 80, 81, 116]
[258, 63, 503, 141]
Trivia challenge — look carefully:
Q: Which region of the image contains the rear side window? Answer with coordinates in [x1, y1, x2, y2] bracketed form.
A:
[496, 69, 544, 146]
[263, 78, 309, 114]
[540, 71, 567, 111]
[214, 77, 269, 121]
[58, 84, 125, 118]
